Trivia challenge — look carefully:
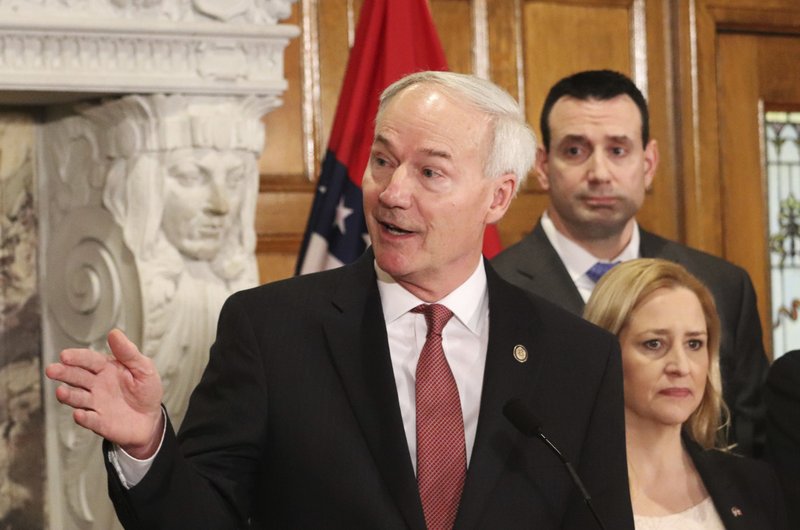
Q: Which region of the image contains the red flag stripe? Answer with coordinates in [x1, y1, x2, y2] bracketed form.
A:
[328, 0, 447, 187]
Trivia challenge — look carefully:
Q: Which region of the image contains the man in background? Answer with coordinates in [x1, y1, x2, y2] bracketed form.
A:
[494, 69, 767, 457]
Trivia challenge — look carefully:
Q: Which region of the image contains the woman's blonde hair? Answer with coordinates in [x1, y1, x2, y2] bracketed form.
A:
[583, 258, 729, 449]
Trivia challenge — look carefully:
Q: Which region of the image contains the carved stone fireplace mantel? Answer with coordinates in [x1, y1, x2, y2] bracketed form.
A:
[0, 1, 298, 528]
[0, 0, 299, 103]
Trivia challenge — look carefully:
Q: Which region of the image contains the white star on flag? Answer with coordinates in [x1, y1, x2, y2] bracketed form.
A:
[334, 197, 353, 234]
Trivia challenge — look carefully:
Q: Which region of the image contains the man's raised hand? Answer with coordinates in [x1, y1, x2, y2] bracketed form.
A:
[45, 329, 165, 459]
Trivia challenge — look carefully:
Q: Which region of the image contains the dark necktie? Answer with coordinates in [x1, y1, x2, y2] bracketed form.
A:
[586, 261, 620, 283]
[412, 303, 465, 530]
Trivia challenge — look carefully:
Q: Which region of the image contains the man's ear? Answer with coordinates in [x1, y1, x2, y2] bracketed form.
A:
[534, 146, 551, 191]
[486, 173, 517, 225]
[643, 139, 659, 189]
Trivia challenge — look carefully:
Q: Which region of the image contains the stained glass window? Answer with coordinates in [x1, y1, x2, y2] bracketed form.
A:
[766, 111, 800, 359]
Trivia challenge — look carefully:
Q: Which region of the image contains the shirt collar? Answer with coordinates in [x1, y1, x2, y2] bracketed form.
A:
[540, 210, 640, 282]
[375, 259, 488, 335]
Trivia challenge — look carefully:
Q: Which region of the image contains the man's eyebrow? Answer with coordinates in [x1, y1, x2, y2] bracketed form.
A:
[419, 147, 452, 160]
[606, 134, 634, 144]
[373, 134, 391, 148]
[372, 134, 452, 160]
[560, 134, 590, 144]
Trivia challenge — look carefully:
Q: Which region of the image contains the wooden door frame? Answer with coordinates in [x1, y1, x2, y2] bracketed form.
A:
[674, 0, 800, 356]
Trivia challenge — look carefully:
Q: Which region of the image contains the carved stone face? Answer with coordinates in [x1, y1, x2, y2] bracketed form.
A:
[161, 147, 251, 261]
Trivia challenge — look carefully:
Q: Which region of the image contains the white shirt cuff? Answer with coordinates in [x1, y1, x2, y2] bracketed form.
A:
[107, 408, 167, 489]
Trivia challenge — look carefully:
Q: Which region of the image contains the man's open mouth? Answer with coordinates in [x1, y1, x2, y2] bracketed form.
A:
[381, 221, 413, 235]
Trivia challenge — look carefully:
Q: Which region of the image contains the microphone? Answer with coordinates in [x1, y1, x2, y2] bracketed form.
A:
[503, 398, 607, 530]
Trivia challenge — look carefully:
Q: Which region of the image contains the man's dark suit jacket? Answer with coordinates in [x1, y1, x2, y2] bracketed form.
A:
[684, 436, 788, 528]
[765, 349, 800, 528]
[492, 222, 768, 456]
[105, 250, 634, 529]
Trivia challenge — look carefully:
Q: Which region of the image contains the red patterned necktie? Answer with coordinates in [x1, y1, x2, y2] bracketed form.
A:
[412, 304, 465, 530]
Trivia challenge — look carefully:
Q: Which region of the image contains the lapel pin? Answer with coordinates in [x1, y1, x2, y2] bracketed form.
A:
[731, 506, 743, 517]
[513, 345, 528, 363]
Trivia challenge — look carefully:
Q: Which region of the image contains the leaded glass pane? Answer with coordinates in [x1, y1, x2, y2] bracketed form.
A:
[767, 111, 800, 359]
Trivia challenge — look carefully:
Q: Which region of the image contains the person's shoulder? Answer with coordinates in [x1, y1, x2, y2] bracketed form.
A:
[641, 229, 750, 281]
[492, 223, 544, 267]
[246, 265, 346, 295]
[699, 445, 777, 481]
[489, 263, 614, 342]
[697, 447, 789, 528]
[226, 257, 370, 313]
[492, 236, 532, 262]
[767, 350, 800, 391]
[771, 349, 800, 370]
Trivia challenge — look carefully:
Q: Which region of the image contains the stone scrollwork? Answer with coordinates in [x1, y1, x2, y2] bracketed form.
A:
[192, 0, 294, 23]
[1, 0, 295, 24]
[41, 112, 143, 530]
[46, 207, 141, 348]
[42, 93, 278, 529]
[0, 32, 296, 94]
[0, 1, 299, 96]
[9, 0, 300, 527]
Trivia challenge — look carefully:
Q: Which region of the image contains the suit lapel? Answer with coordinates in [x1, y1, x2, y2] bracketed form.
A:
[684, 436, 748, 529]
[323, 252, 426, 530]
[515, 223, 585, 315]
[455, 264, 546, 529]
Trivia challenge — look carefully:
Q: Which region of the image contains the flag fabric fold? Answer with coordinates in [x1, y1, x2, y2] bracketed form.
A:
[296, 0, 501, 275]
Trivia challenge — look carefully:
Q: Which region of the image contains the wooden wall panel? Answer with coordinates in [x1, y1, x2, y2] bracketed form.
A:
[488, 1, 522, 102]
[716, 33, 769, 352]
[255, 0, 680, 284]
[243, 0, 800, 355]
[430, 0, 474, 73]
[521, 1, 632, 127]
[259, 4, 305, 181]
[499, 0, 678, 248]
[677, 1, 724, 255]
[317, 1, 353, 152]
[674, 0, 800, 356]
[501, 0, 634, 247]
[639, 0, 678, 241]
[256, 1, 359, 284]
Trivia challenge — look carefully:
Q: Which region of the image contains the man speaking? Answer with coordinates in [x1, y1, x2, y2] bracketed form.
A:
[47, 71, 633, 529]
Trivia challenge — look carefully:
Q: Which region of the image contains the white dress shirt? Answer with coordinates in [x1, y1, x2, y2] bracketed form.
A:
[540, 211, 640, 302]
[377, 260, 489, 473]
[113, 258, 490, 486]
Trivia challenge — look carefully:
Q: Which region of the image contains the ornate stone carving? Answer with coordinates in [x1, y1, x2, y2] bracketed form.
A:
[0, 0, 294, 24]
[42, 94, 279, 529]
[0, 0, 298, 526]
[0, 0, 299, 96]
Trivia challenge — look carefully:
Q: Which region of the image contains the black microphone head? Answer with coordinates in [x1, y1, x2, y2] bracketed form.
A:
[503, 398, 542, 438]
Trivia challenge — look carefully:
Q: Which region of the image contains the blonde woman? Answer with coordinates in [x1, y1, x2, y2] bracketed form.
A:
[584, 258, 787, 529]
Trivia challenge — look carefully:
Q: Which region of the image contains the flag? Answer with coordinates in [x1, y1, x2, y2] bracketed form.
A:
[296, 0, 502, 275]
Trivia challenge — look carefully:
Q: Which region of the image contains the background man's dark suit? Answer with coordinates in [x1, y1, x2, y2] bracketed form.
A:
[493, 222, 768, 456]
[685, 436, 788, 529]
[765, 349, 800, 528]
[106, 250, 634, 529]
